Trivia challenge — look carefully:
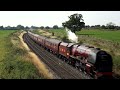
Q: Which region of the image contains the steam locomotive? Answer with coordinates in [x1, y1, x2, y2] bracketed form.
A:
[27, 31, 113, 79]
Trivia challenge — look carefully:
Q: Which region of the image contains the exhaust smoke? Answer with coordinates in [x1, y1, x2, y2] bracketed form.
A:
[65, 28, 78, 43]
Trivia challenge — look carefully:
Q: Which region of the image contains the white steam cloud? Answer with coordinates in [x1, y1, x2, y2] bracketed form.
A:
[65, 28, 78, 43]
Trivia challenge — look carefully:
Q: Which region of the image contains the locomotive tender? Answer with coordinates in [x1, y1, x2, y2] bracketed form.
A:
[27, 31, 113, 79]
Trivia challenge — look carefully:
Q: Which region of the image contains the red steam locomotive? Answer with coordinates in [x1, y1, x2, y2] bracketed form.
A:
[27, 31, 113, 79]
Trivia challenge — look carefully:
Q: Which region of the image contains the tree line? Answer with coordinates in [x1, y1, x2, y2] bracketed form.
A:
[0, 25, 63, 30]
[85, 22, 120, 30]
[0, 23, 120, 31]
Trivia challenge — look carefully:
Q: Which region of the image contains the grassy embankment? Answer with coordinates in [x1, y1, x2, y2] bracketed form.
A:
[0, 30, 53, 79]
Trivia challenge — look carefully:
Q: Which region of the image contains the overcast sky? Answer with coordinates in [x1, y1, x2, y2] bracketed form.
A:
[0, 11, 120, 27]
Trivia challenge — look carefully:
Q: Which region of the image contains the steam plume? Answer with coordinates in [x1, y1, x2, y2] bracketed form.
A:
[65, 27, 78, 43]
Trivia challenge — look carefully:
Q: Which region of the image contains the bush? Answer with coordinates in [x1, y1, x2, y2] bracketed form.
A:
[61, 36, 71, 42]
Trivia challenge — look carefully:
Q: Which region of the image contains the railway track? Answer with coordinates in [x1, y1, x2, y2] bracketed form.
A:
[23, 33, 92, 79]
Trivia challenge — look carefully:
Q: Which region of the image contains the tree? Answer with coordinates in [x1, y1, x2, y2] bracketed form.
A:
[115, 26, 120, 30]
[91, 25, 95, 28]
[17, 25, 24, 30]
[25, 26, 30, 30]
[5, 26, 11, 30]
[101, 25, 106, 29]
[45, 26, 50, 29]
[12, 26, 18, 30]
[0, 26, 4, 30]
[95, 25, 101, 29]
[85, 25, 90, 28]
[62, 13, 85, 33]
[106, 22, 116, 29]
[31, 26, 39, 29]
[40, 26, 44, 29]
[53, 25, 59, 29]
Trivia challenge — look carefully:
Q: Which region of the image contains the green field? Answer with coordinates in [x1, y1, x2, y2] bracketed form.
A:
[48, 29, 67, 39]
[77, 29, 120, 42]
[0, 30, 16, 61]
[0, 30, 43, 79]
[48, 29, 120, 42]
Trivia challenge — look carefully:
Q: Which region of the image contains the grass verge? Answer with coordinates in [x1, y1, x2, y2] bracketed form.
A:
[0, 30, 45, 79]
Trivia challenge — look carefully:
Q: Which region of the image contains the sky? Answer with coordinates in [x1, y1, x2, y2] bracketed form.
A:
[0, 11, 120, 27]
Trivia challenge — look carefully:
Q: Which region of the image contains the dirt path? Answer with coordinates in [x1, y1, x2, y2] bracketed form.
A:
[18, 31, 55, 79]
